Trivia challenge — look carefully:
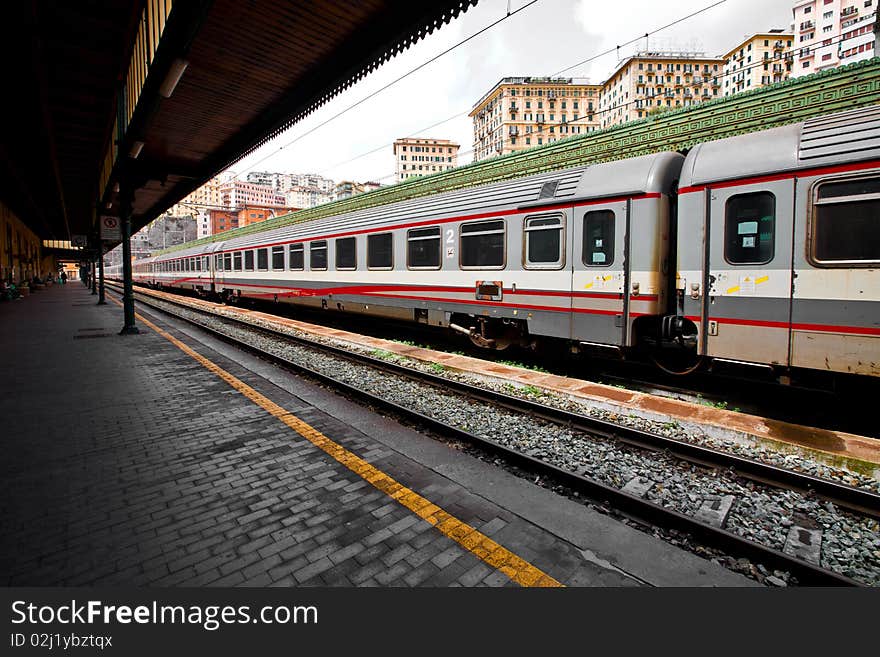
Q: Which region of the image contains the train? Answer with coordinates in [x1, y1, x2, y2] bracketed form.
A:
[108, 105, 880, 381]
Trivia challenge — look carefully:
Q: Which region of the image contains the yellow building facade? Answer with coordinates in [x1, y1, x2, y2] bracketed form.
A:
[469, 77, 601, 162]
[597, 53, 724, 129]
[1, 200, 46, 283]
[723, 32, 793, 96]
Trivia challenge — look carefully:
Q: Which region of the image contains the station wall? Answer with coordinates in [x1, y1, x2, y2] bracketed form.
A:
[0, 200, 43, 283]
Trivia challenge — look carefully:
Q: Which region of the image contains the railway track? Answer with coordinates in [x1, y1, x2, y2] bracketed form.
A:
[108, 282, 880, 586]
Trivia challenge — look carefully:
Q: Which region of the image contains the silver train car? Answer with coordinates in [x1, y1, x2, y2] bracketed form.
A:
[111, 106, 880, 380]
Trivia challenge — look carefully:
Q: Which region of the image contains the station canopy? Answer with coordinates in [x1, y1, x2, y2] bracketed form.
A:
[0, 0, 479, 244]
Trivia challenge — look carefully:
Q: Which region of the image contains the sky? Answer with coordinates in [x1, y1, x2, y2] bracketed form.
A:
[229, 0, 794, 186]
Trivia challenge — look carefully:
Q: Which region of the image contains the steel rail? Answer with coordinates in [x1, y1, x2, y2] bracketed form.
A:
[109, 283, 867, 586]
[113, 283, 880, 519]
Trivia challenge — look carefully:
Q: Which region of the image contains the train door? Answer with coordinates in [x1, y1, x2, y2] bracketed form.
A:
[790, 171, 880, 376]
[570, 199, 629, 346]
[703, 180, 794, 366]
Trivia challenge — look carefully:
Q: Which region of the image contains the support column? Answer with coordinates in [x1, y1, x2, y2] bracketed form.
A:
[90, 257, 97, 295]
[97, 247, 106, 305]
[119, 189, 139, 335]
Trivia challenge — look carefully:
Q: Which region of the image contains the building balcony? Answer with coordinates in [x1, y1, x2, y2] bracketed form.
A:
[841, 6, 858, 17]
[800, 20, 814, 30]
[774, 40, 785, 50]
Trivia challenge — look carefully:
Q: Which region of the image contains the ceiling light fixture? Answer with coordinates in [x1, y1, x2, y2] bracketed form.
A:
[159, 59, 189, 98]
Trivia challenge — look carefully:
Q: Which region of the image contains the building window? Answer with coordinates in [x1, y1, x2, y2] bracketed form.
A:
[811, 175, 880, 264]
[460, 220, 505, 269]
[244, 250, 254, 271]
[524, 214, 564, 269]
[407, 226, 441, 269]
[725, 192, 775, 264]
[310, 241, 327, 270]
[582, 210, 615, 266]
[367, 233, 393, 269]
[335, 237, 356, 270]
[289, 243, 304, 270]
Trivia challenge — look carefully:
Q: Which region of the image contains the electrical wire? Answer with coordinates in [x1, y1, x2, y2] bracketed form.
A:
[239, 0, 543, 176]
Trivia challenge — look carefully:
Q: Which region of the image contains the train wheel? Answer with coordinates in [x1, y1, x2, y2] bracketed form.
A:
[650, 351, 704, 376]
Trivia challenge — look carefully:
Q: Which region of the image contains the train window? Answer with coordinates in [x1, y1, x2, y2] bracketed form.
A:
[407, 227, 441, 269]
[257, 248, 268, 270]
[460, 220, 505, 269]
[582, 210, 615, 266]
[310, 240, 328, 270]
[367, 233, 393, 269]
[289, 243, 304, 270]
[204, 257, 210, 270]
[524, 214, 564, 269]
[233, 252, 242, 271]
[195, 258, 201, 272]
[244, 250, 254, 271]
[215, 255, 222, 271]
[811, 175, 880, 265]
[272, 246, 285, 270]
[725, 192, 775, 265]
[224, 253, 232, 271]
[336, 237, 356, 270]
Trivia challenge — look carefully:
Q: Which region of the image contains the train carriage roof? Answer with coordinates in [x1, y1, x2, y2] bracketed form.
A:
[679, 105, 880, 188]
[146, 151, 683, 260]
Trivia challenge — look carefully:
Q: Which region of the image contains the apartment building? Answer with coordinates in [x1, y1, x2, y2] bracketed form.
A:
[598, 52, 725, 128]
[246, 171, 335, 195]
[723, 31, 794, 96]
[218, 179, 287, 209]
[393, 138, 459, 181]
[285, 186, 332, 209]
[792, 0, 877, 76]
[469, 77, 601, 162]
[209, 209, 238, 235]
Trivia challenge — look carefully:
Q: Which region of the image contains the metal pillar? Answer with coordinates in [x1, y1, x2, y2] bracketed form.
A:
[119, 189, 139, 335]
[97, 248, 106, 305]
[90, 258, 97, 295]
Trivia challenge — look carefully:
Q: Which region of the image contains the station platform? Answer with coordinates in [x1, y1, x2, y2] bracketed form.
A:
[0, 283, 751, 587]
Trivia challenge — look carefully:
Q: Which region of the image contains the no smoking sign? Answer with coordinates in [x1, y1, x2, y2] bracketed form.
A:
[100, 215, 121, 241]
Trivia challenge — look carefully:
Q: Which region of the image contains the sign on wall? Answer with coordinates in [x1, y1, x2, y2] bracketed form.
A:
[100, 215, 121, 241]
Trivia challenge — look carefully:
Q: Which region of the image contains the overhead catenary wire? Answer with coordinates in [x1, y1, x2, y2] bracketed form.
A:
[343, 31, 867, 185]
[309, 0, 730, 179]
[170, 16, 871, 211]
[239, 0, 544, 177]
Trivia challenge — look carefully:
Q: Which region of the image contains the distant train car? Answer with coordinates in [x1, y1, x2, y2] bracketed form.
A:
[113, 105, 879, 380]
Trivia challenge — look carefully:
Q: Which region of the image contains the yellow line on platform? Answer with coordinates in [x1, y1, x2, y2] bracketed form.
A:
[109, 296, 563, 587]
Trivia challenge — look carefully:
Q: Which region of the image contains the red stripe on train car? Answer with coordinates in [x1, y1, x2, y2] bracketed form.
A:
[678, 159, 880, 194]
[683, 315, 880, 336]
